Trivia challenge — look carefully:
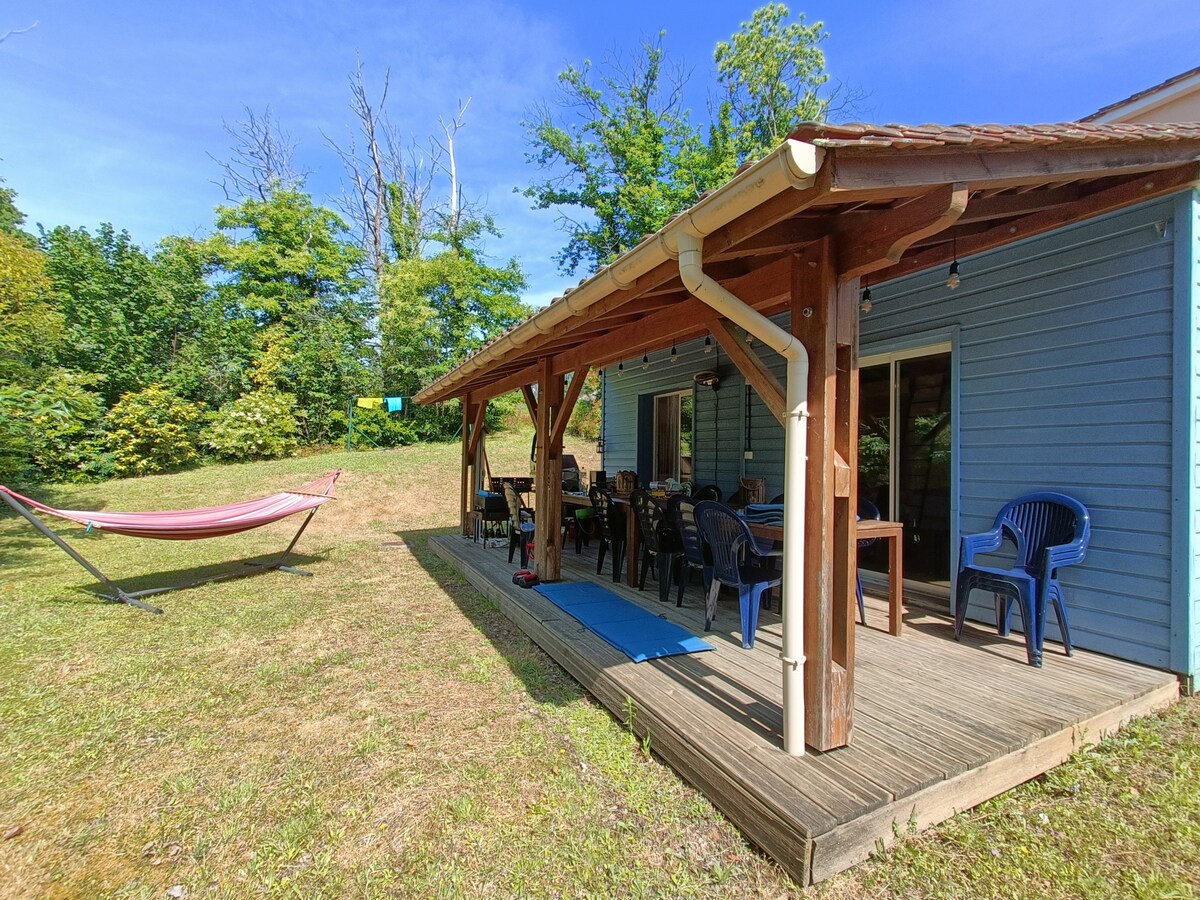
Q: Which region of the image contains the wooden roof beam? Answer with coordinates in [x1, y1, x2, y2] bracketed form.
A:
[836, 183, 969, 280]
[874, 163, 1200, 282]
[550, 367, 590, 449]
[703, 313, 787, 426]
[829, 142, 1200, 193]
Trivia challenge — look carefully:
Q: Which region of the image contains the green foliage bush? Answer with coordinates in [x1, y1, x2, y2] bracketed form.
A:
[104, 385, 205, 478]
[26, 372, 110, 482]
[204, 389, 301, 461]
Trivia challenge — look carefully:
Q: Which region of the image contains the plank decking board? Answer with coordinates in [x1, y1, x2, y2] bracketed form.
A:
[431, 532, 1179, 886]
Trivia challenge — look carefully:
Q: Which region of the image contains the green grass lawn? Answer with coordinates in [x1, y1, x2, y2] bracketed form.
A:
[1, 434, 1197, 898]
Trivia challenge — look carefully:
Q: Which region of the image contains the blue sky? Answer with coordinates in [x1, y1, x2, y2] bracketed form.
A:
[2, 0, 1197, 307]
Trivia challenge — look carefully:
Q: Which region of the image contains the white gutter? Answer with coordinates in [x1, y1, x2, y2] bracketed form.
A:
[413, 140, 823, 404]
[671, 227, 810, 756]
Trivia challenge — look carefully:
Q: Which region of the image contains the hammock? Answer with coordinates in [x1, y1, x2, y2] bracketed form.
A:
[0, 472, 340, 614]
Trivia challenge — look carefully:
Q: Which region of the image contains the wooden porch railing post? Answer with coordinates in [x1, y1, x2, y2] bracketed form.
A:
[792, 238, 856, 750]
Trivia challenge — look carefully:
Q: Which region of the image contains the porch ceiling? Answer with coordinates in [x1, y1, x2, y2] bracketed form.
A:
[415, 121, 1200, 405]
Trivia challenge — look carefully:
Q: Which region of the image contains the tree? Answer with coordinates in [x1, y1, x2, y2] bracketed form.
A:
[524, 4, 833, 275]
[41, 223, 203, 406]
[205, 189, 373, 443]
[381, 219, 528, 396]
[522, 32, 706, 275]
[210, 107, 305, 201]
[713, 4, 828, 163]
[207, 188, 366, 325]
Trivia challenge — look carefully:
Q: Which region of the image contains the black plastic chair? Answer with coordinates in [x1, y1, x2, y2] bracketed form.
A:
[502, 482, 535, 569]
[630, 489, 682, 603]
[588, 486, 625, 583]
[694, 500, 781, 648]
[669, 495, 710, 608]
[954, 492, 1089, 667]
[855, 497, 882, 625]
[693, 484, 722, 502]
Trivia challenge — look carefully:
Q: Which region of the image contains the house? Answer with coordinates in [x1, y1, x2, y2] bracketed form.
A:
[415, 84, 1200, 883]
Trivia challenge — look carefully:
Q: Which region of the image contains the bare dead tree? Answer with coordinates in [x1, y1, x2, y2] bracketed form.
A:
[327, 65, 438, 290]
[210, 107, 305, 201]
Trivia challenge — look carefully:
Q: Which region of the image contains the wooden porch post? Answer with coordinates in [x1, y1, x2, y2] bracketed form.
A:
[534, 358, 565, 580]
[791, 237, 858, 750]
[460, 397, 472, 536]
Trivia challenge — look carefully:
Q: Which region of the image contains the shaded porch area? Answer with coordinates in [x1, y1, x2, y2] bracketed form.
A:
[430, 530, 1177, 886]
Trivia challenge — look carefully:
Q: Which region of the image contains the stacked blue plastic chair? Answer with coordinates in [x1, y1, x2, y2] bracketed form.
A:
[954, 492, 1090, 667]
[694, 500, 782, 649]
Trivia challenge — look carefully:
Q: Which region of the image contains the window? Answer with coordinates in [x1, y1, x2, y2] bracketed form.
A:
[653, 390, 693, 482]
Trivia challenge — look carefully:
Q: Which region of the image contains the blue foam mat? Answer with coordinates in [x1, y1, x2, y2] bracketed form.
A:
[533, 581, 713, 662]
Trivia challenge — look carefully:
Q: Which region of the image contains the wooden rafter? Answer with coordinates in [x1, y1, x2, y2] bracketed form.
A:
[466, 397, 487, 460]
[520, 384, 537, 423]
[836, 183, 969, 280]
[703, 314, 787, 427]
[550, 367, 590, 449]
[874, 163, 1200, 281]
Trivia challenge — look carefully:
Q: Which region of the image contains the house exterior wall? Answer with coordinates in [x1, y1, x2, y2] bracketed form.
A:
[600, 193, 1196, 675]
[1175, 188, 1200, 685]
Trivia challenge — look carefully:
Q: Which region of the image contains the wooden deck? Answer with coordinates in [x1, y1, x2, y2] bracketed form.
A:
[430, 532, 1178, 885]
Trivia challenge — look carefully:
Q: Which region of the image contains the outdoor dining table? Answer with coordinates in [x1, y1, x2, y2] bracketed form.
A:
[746, 518, 906, 636]
[560, 490, 643, 588]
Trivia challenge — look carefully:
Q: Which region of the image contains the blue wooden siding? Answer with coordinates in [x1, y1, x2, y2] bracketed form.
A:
[600, 193, 1194, 674]
[866, 197, 1182, 670]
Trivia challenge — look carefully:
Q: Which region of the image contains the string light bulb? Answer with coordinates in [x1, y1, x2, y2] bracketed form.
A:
[947, 235, 961, 289]
[860, 281, 873, 314]
[616, 360, 624, 377]
[704, 333, 713, 354]
[670, 342, 678, 364]
[641, 353, 650, 370]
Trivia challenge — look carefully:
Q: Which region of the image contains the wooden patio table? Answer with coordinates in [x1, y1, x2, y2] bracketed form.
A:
[747, 519, 906, 636]
[560, 490, 645, 588]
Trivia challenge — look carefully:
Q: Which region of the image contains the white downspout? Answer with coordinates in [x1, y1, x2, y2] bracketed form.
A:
[674, 229, 810, 756]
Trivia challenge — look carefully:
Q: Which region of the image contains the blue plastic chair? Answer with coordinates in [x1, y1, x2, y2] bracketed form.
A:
[855, 498, 882, 626]
[694, 500, 782, 649]
[954, 492, 1090, 667]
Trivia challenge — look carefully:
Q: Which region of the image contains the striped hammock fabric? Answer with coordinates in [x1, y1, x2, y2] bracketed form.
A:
[0, 472, 339, 541]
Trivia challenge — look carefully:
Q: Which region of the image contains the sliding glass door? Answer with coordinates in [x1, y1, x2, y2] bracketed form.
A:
[859, 347, 953, 585]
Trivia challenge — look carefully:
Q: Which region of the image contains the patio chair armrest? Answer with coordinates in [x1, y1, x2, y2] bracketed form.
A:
[1042, 540, 1087, 576]
[959, 526, 1004, 569]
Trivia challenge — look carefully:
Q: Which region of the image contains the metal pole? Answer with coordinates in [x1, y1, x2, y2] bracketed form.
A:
[0, 490, 162, 614]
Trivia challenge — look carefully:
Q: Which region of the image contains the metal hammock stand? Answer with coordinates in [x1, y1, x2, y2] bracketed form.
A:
[0, 471, 340, 614]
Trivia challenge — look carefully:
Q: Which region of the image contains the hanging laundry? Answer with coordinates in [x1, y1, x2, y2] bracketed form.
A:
[384, 396, 404, 413]
[356, 397, 383, 409]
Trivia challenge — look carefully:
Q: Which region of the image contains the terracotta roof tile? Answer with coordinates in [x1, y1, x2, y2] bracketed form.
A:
[788, 120, 1200, 150]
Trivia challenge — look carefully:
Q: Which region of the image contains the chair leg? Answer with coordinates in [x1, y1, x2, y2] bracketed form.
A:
[596, 539, 607, 575]
[1047, 582, 1073, 656]
[738, 583, 771, 650]
[639, 549, 652, 591]
[657, 553, 676, 604]
[856, 573, 866, 625]
[676, 559, 689, 607]
[612, 540, 624, 583]
[954, 579, 972, 638]
[704, 579, 721, 631]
